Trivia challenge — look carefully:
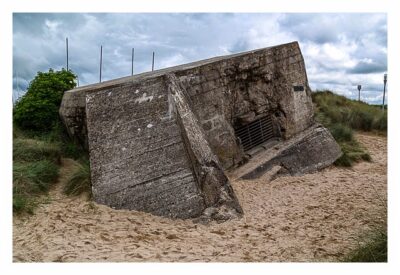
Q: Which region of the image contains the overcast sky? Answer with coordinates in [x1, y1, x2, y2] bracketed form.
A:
[13, 13, 387, 104]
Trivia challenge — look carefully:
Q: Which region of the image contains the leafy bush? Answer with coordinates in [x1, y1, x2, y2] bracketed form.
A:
[13, 69, 76, 132]
[63, 159, 91, 196]
[12, 68, 88, 214]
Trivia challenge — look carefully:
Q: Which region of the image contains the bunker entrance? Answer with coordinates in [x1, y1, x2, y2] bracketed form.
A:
[234, 115, 276, 152]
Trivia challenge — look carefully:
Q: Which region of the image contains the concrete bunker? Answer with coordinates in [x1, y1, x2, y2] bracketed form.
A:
[60, 41, 342, 222]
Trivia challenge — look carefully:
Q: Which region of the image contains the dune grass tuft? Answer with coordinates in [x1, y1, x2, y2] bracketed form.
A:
[13, 138, 61, 163]
[13, 160, 59, 214]
[343, 226, 387, 262]
[63, 159, 91, 196]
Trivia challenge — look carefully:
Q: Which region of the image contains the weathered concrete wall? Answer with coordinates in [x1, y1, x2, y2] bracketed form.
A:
[175, 42, 314, 167]
[59, 90, 88, 149]
[85, 73, 242, 220]
[60, 41, 314, 169]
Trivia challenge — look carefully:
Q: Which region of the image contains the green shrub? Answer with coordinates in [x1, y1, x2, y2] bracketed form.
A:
[372, 112, 387, 131]
[63, 159, 91, 196]
[13, 69, 76, 132]
[39, 121, 86, 160]
[334, 152, 353, 167]
[61, 141, 86, 160]
[12, 69, 85, 214]
[350, 109, 374, 131]
[333, 140, 371, 167]
[13, 193, 31, 214]
[329, 123, 353, 142]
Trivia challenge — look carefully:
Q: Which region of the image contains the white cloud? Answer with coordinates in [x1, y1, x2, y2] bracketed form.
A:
[157, 53, 186, 69]
[44, 19, 60, 32]
[13, 13, 387, 104]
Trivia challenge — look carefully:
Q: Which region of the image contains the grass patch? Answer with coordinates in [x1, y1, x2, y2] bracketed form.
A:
[63, 159, 91, 196]
[311, 90, 386, 166]
[14, 121, 86, 160]
[328, 123, 353, 142]
[13, 160, 59, 214]
[13, 138, 61, 163]
[13, 123, 89, 214]
[312, 90, 387, 133]
[343, 226, 387, 262]
[13, 161, 59, 189]
[334, 140, 372, 167]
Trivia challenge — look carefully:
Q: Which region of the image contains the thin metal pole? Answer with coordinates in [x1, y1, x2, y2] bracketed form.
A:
[382, 74, 387, 111]
[382, 83, 386, 110]
[131, 48, 135, 75]
[152, 51, 155, 71]
[16, 71, 19, 93]
[14, 71, 19, 103]
[99, 45, 103, 83]
[66, 37, 69, 71]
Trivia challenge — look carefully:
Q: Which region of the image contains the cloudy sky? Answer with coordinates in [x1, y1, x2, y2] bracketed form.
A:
[13, 13, 387, 104]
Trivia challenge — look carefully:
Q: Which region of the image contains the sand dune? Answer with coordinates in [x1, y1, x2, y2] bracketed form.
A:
[13, 133, 387, 262]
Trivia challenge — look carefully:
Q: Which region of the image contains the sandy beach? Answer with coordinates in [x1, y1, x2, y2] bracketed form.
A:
[13, 133, 387, 262]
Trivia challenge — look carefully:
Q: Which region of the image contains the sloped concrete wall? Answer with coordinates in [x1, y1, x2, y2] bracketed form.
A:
[85, 73, 242, 219]
[86, 77, 205, 218]
[166, 74, 242, 219]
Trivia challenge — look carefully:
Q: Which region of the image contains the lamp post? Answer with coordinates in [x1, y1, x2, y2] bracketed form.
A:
[382, 73, 387, 111]
[99, 45, 103, 83]
[66, 37, 69, 71]
[131, 48, 135, 75]
[357, 85, 362, 101]
[152, 51, 155, 71]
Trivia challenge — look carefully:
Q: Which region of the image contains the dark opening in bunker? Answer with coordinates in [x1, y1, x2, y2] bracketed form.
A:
[234, 115, 276, 152]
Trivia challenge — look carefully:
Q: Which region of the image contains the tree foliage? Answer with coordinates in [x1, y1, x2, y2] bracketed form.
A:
[13, 69, 77, 132]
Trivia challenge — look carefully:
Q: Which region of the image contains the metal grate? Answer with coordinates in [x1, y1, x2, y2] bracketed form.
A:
[234, 115, 275, 152]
